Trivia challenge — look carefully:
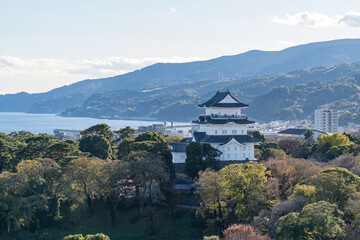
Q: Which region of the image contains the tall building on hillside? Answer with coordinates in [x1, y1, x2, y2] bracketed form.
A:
[314, 109, 339, 133]
[171, 91, 261, 163]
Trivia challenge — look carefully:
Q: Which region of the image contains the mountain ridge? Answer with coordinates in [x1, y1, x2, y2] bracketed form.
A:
[2, 38, 360, 116]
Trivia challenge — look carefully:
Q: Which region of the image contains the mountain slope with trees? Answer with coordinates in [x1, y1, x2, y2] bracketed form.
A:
[61, 63, 360, 124]
[3, 39, 360, 114]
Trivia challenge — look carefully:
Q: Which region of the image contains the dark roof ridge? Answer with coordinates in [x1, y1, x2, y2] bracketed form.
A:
[198, 91, 248, 108]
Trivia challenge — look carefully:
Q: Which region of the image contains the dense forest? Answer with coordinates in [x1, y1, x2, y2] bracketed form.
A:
[0, 124, 360, 239]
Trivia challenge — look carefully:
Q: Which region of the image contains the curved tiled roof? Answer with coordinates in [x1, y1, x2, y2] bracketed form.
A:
[198, 91, 249, 108]
[170, 142, 188, 152]
[193, 115, 254, 125]
[193, 132, 261, 144]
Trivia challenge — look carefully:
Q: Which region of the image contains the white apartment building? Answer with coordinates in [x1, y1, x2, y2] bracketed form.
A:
[314, 109, 339, 133]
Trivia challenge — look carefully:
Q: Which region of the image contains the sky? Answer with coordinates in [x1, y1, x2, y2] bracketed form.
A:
[1, 0, 360, 94]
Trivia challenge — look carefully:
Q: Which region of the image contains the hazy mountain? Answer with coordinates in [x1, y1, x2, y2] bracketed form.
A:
[2, 38, 360, 114]
[61, 63, 360, 123]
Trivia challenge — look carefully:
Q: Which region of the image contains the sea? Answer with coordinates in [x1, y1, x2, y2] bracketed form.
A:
[0, 112, 172, 135]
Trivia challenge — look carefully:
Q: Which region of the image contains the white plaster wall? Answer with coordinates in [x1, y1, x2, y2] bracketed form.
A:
[218, 142, 255, 161]
[171, 152, 186, 164]
[199, 124, 248, 135]
[205, 107, 242, 116]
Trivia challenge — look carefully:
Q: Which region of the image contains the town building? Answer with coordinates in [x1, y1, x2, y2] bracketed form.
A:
[314, 109, 339, 133]
[276, 128, 326, 141]
[170, 91, 261, 163]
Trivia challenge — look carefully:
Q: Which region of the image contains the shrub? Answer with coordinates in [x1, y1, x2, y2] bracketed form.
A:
[222, 224, 271, 240]
[204, 236, 219, 240]
[63, 234, 85, 240]
[85, 233, 110, 240]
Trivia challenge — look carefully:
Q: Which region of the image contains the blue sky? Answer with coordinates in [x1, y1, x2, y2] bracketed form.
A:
[1, 0, 360, 93]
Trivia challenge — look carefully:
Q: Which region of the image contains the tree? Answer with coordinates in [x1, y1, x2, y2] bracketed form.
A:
[8, 131, 35, 142]
[251, 130, 266, 142]
[303, 129, 314, 141]
[131, 131, 174, 180]
[202, 143, 221, 170]
[317, 133, 352, 154]
[196, 169, 225, 217]
[20, 135, 59, 160]
[79, 135, 112, 159]
[278, 138, 312, 159]
[0, 133, 23, 172]
[114, 126, 136, 144]
[312, 168, 360, 209]
[81, 124, 113, 140]
[45, 140, 88, 165]
[64, 234, 110, 240]
[99, 160, 128, 225]
[62, 158, 108, 213]
[326, 145, 351, 159]
[276, 201, 346, 240]
[254, 197, 307, 237]
[128, 151, 168, 214]
[257, 142, 286, 160]
[184, 142, 204, 179]
[0, 159, 61, 232]
[221, 163, 269, 222]
[264, 158, 320, 198]
[84, 233, 110, 240]
[64, 234, 85, 240]
[222, 224, 271, 240]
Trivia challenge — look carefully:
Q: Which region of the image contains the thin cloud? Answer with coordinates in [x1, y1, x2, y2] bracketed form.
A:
[0, 56, 203, 94]
[170, 7, 176, 13]
[272, 11, 360, 28]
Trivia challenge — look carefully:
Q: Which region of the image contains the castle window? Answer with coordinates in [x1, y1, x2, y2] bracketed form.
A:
[227, 154, 230, 158]
[235, 147, 237, 151]
[222, 130, 227, 134]
[232, 130, 237, 134]
[227, 147, 230, 151]
[243, 153, 246, 157]
[215, 130, 218, 134]
[241, 130, 244, 134]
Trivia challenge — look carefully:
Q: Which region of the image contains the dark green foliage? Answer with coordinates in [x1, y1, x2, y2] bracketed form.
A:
[185, 142, 204, 179]
[81, 124, 113, 140]
[276, 201, 346, 240]
[21, 135, 58, 160]
[251, 130, 265, 142]
[312, 168, 360, 209]
[79, 135, 112, 159]
[114, 126, 136, 144]
[45, 140, 88, 165]
[184, 143, 221, 178]
[202, 143, 221, 171]
[303, 129, 314, 140]
[278, 138, 312, 159]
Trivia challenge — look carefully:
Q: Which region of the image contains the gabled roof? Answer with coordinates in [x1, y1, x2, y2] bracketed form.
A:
[170, 142, 188, 152]
[198, 91, 249, 108]
[220, 138, 245, 147]
[193, 132, 261, 144]
[193, 115, 254, 125]
[277, 128, 307, 135]
[277, 128, 327, 135]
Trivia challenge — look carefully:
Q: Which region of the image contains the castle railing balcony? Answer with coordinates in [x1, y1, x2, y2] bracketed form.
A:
[201, 114, 248, 119]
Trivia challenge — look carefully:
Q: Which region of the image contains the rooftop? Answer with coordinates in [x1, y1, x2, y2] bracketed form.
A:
[193, 131, 261, 144]
[193, 115, 254, 125]
[198, 91, 249, 108]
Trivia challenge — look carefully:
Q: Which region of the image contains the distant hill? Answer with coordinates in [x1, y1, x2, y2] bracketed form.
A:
[61, 63, 360, 124]
[2, 38, 360, 116]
